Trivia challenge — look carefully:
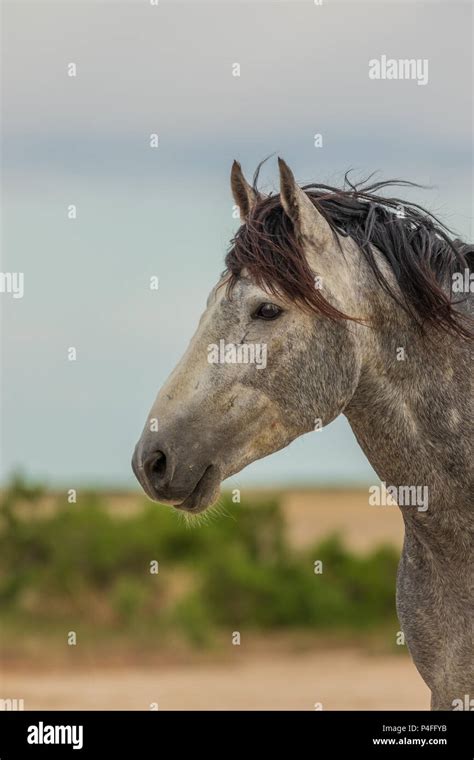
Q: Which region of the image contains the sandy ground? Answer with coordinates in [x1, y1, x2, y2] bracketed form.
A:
[2, 649, 429, 711]
[281, 489, 404, 552]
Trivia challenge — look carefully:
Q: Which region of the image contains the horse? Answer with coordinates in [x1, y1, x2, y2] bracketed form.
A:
[132, 158, 473, 710]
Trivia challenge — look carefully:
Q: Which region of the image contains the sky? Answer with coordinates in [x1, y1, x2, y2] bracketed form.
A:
[1, 0, 472, 489]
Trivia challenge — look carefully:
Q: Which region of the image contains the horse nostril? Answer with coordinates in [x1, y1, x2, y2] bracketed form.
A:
[144, 451, 167, 483]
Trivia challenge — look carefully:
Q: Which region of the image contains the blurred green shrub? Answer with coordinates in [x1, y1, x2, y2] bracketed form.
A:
[0, 476, 399, 642]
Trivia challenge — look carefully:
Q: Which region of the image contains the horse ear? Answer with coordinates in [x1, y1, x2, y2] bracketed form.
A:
[278, 157, 331, 245]
[231, 160, 258, 221]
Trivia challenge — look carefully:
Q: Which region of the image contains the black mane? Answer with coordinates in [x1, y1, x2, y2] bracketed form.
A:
[225, 171, 473, 340]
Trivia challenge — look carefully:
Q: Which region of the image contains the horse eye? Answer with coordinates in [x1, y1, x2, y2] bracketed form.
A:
[252, 303, 283, 320]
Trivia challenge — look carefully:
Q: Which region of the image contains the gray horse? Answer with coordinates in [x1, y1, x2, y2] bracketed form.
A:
[132, 159, 473, 710]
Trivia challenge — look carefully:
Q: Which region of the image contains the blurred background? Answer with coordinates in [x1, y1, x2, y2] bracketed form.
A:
[1, 0, 471, 709]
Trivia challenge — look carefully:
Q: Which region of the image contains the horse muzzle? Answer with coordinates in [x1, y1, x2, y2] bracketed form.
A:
[131, 436, 222, 513]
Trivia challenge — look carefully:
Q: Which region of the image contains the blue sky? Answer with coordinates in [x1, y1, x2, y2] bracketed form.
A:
[1, 0, 472, 489]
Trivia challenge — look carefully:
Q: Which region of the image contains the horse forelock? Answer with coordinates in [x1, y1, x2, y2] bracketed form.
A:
[224, 172, 473, 340]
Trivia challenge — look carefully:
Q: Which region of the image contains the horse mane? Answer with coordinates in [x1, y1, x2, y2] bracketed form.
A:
[224, 168, 473, 340]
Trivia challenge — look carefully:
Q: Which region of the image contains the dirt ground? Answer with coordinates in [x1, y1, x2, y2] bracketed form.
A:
[280, 488, 405, 552]
[2, 648, 429, 711]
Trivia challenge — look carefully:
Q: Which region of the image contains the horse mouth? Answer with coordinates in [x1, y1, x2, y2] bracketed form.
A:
[174, 465, 221, 513]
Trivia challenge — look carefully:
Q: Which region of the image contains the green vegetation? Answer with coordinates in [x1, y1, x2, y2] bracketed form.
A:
[0, 476, 399, 649]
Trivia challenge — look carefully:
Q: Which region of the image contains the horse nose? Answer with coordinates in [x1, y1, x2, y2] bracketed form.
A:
[132, 438, 177, 499]
[144, 450, 168, 485]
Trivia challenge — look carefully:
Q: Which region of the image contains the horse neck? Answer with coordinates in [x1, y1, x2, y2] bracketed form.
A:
[344, 301, 472, 558]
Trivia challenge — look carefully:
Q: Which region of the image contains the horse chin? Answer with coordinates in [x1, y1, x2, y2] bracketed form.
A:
[174, 464, 222, 514]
